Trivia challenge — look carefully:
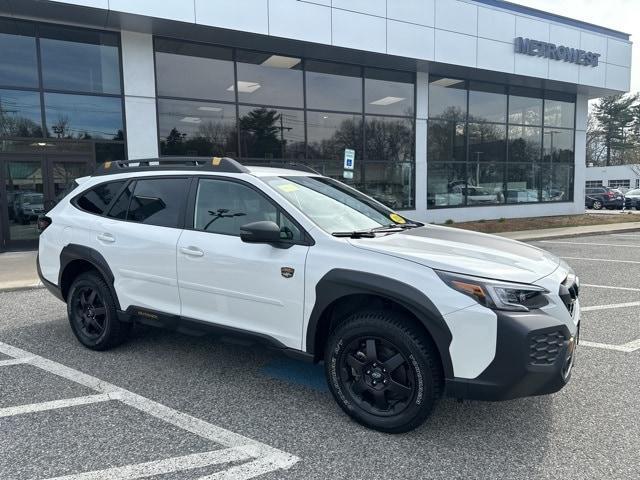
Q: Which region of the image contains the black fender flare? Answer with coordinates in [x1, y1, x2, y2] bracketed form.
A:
[59, 244, 121, 310]
[306, 269, 454, 379]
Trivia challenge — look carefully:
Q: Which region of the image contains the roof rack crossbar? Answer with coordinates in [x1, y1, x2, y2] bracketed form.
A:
[249, 161, 321, 175]
[94, 157, 250, 176]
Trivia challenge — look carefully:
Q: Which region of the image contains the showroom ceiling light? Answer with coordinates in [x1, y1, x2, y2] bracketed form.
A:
[227, 81, 261, 93]
[261, 55, 301, 69]
[370, 96, 405, 106]
[180, 116, 201, 123]
[431, 78, 464, 87]
[197, 106, 223, 112]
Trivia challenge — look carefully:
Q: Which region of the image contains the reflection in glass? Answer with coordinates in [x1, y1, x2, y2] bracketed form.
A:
[508, 126, 542, 163]
[40, 28, 121, 94]
[306, 61, 362, 113]
[5, 161, 43, 242]
[0, 20, 38, 88]
[465, 162, 504, 205]
[428, 77, 466, 121]
[307, 111, 362, 162]
[542, 164, 573, 202]
[506, 163, 540, 203]
[236, 51, 303, 108]
[44, 93, 124, 140]
[0, 89, 43, 137]
[362, 162, 414, 209]
[427, 120, 465, 163]
[158, 99, 236, 157]
[365, 116, 414, 162]
[155, 39, 234, 102]
[469, 83, 506, 123]
[427, 162, 466, 207]
[468, 123, 506, 162]
[543, 129, 574, 163]
[508, 94, 543, 126]
[95, 142, 126, 163]
[544, 100, 575, 129]
[365, 69, 414, 116]
[52, 162, 87, 201]
[239, 106, 305, 160]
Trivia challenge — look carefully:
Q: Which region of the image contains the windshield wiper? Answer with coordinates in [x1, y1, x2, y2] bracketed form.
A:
[332, 222, 423, 239]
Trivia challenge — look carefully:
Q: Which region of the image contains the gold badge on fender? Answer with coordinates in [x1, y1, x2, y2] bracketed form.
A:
[281, 267, 295, 278]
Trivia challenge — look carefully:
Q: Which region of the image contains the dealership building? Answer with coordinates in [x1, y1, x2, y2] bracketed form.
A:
[0, 0, 633, 250]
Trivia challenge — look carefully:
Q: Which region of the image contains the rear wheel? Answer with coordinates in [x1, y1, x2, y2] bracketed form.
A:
[592, 200, 603, 210]
[325, 310, 442, 433]
[67, 271, 130, 350]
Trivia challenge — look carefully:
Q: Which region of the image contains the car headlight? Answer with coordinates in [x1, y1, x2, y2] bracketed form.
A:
[435, 271, 549, 312]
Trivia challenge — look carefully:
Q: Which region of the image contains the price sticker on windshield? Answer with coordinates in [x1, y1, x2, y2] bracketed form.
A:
[389, 213, 406, 224]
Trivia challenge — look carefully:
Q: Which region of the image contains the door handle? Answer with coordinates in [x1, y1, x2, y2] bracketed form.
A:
[180, 246, 204, 257]
[97, 233, 115, 243]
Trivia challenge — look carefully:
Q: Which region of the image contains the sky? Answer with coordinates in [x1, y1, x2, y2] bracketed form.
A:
[512, 0, 639, 93]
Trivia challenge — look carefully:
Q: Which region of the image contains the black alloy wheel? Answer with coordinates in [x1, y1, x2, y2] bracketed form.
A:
[72, 286, 107, 340]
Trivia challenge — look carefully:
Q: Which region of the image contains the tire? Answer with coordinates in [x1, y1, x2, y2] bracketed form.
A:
[592, 200, 603, 210]
[67, 271, 131, 350]
[324, 310, 442, 433]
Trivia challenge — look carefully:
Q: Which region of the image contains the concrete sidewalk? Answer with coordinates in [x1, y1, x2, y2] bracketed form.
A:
[1, 221, 639, 292]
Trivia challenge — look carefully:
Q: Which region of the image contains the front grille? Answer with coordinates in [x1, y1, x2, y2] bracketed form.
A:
[529, 330, 566, 365]
[559, 274, 579, 315]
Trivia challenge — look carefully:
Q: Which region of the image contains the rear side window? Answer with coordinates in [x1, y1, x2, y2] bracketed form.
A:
[75, 181, 125, 215]
[126, 178, 189, 228]
[107, 182, 133, 220]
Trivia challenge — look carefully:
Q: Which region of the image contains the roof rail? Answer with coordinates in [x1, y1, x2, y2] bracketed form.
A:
[247, 161, 321, 175]
[94, 157, 250, 176]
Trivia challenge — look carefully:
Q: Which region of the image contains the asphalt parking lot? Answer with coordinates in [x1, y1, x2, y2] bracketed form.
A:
[1, 232, 639, 480]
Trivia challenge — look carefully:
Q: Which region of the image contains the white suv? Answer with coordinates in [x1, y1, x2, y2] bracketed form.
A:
[38, 157, 580, 433]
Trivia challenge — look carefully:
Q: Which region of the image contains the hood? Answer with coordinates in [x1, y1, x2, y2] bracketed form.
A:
[348, 225, 560, 284]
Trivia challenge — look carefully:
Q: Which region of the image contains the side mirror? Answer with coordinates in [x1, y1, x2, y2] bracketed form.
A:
[240, 221, 283, 245]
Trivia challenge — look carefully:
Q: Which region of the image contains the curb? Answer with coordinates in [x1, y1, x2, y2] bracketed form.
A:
[0, 282, 44, 293]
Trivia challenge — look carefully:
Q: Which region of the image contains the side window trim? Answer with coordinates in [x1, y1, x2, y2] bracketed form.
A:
[105, 179, 136, 221]
[186, 175, 314, 246]
[71, 179, 128, 217]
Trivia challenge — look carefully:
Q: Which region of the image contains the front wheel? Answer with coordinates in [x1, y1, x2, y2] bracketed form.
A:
[325, 311, 442, 433]
[592, 200, 603, 210]
[67, 271, 131, 350]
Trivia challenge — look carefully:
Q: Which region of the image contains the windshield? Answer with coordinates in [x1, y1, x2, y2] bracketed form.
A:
[263, 175, 410, 234]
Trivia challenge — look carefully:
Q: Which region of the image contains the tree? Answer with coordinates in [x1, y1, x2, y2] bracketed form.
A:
[592, 93, 639, 166]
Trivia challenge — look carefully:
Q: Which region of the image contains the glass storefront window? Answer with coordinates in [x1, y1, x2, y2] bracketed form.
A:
[506, 163, 540, 203]
[542, 164, 574, 202]
[365, 116, 414, 162]
[544, 99, 576, 129]
[361, 162, 414, 209]
[44, 93, 124, 140]
[466, 162, 505, 205]
[508, 89, 543, 126]
[39, 26, 121, 95]
[428, 77, 466, 121]
[305, 61, 362, 113]
[238, 105, 305, 160]
[0, 20, 38, 88]
[95, 142, 126, 163]
[543, 129, 574, 163]
[236, 51, 303, 108]
[307, 111, 362, 162]
[155, 39, 235, 102]
[468, 82, 506, 123]
[0, 89, 43, 137]
[427, 162, 466, 207]
[427, 120, 465, 163]
[508, 126, 542, 163]
[365, 69, 414, 117]
[158, 98, 236, 157]
[468, 123, 506, 162]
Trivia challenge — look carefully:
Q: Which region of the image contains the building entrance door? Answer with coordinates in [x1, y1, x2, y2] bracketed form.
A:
[0, 153, 92, 251]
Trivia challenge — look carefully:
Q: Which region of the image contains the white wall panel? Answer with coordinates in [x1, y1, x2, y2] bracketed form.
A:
[387, 21, 434, 61]
[435, 30, 476, 68]
[575, 93, 589, 132]
[578, 63, 606, 88]
[435, 0, 477, 36]
[477, 38, 514, 74]
[477, 7, 515, 43]
[580, 32, 608, 63]
[268, 0, 331, 45]
[332, 9, 386, 53]
[333, 0, 386, 17]
[514, 50, 548, 79]
[515, 16, 549, 41]
[607, 39, 632, 67]
[109, 0, 195, 23]
[387, 0, 434, 27]
[548, 57, 579, 84]
[124, 97, 158, 159]
[120, 31, 156, 98]
[606, 63, 631, 91]
[549, 24, 579, 47]
[196, 0, 268, 34]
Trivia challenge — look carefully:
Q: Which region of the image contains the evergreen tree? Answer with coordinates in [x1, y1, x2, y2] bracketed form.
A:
[592, 93, 639, 166]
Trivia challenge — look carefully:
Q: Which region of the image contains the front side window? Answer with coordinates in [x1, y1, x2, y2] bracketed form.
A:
[75, 180, 125, 215]
[127, 178, 189, 228]
[193, 178, 301, 241]
[264, 175, 401, 234]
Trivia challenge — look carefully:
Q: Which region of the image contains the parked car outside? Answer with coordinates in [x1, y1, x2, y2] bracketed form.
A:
[624, 188, 640, 210]
[13, 191, 45, 224]
[585, 187, 625, 210]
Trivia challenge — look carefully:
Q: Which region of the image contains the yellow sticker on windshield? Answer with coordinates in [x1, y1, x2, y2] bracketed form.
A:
[277, 184, 299, 193]
[389, 213, 406, 224]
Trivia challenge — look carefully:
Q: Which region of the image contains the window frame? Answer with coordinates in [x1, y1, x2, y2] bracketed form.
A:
[71, 179, 129, 217]
[184, 175, 315, 246]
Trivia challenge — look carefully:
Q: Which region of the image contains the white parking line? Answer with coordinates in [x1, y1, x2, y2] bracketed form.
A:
[581, 339, 640, 353]
[610, 234, 640, 238]
[0, 341, 299, 480]
[540, 241, 640, 248]
[581, 283, 640, 292]
[45, 448, 252, 480]
[0, 393, 113, 418]
[0, 356, 35, 367]
[561, 256, 640, 265]
[581, 301, 640, 312]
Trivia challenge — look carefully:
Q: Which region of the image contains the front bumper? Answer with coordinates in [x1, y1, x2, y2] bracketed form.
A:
[445, 309, 578, 401]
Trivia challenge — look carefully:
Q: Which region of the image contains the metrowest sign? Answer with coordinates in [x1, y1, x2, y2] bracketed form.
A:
[514, 37, 601, 67]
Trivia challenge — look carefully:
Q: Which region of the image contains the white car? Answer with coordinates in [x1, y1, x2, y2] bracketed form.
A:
[37, 157, 580, 433]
